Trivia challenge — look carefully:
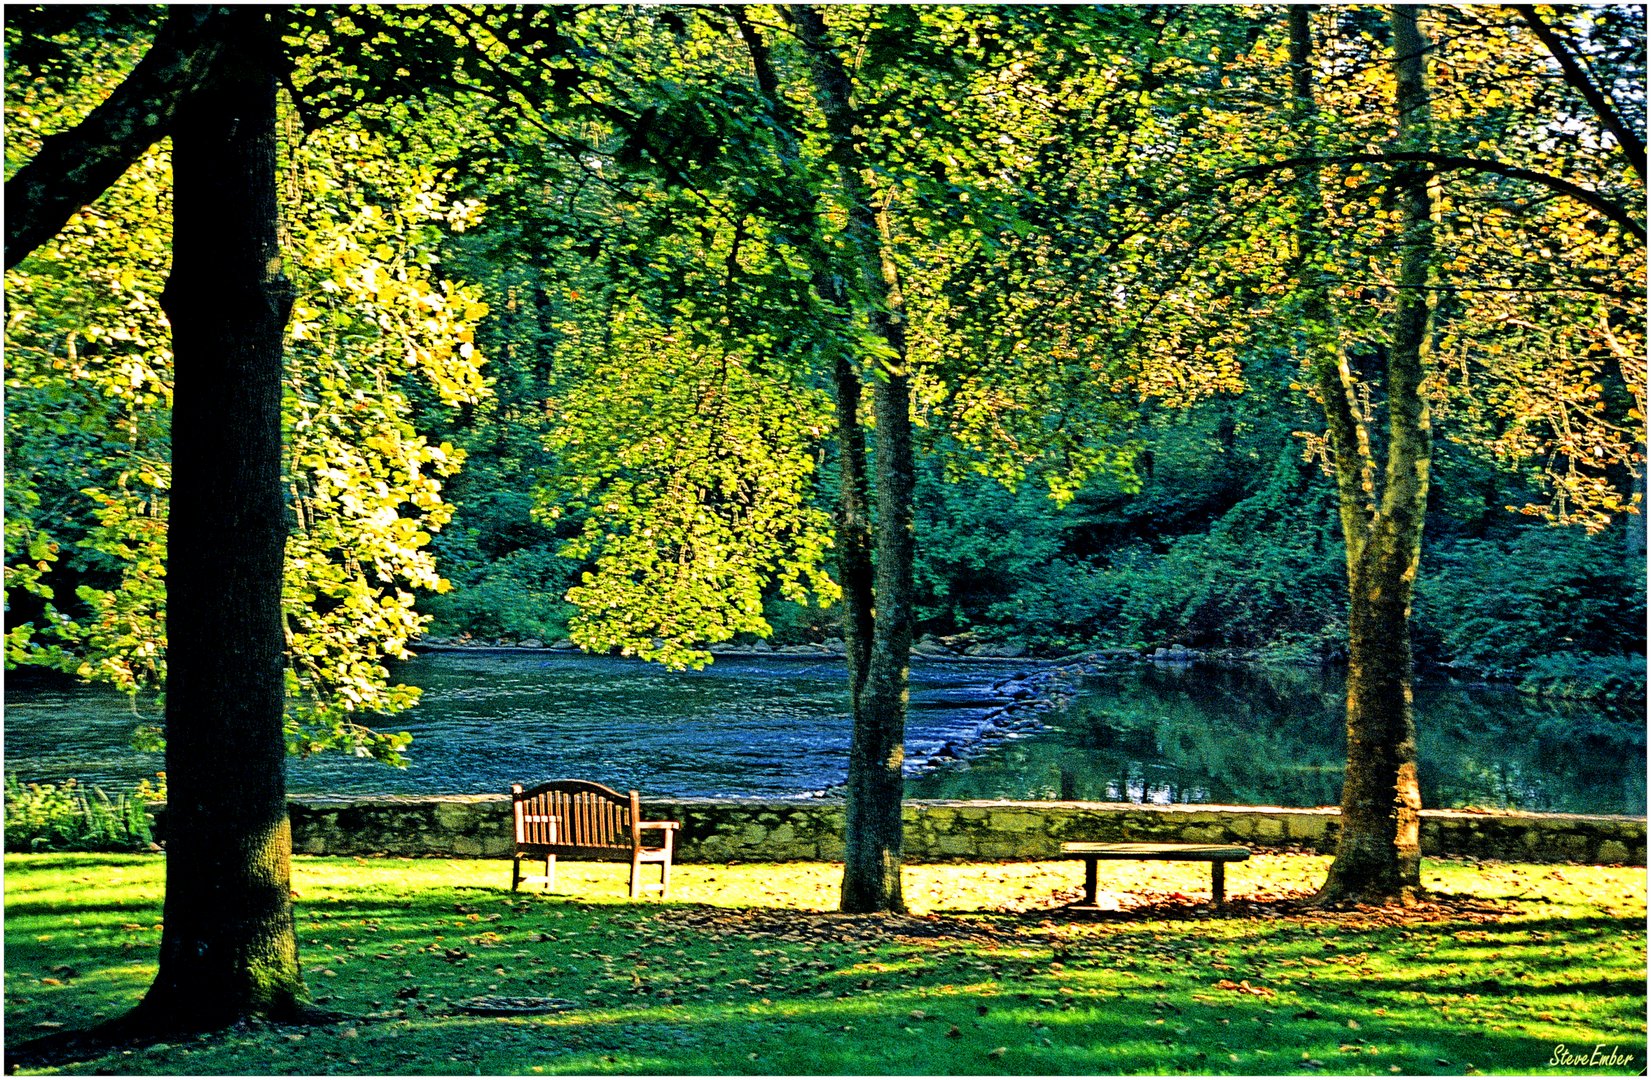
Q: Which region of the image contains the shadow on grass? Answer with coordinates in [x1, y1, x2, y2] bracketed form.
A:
[5, 856, 1646, 1075]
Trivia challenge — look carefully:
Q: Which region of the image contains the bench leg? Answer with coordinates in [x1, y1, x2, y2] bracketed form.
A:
[1084, 857, 1098, 906]
[660, 855, 671, 900]
[511, 855, 520, 892]
[630, 855, 642, 899]
[545, 854, 555, 893]
[1212, 862, 1225, 908]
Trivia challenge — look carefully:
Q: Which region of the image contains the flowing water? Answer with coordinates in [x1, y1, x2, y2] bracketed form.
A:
[3, 652, 1643, 813]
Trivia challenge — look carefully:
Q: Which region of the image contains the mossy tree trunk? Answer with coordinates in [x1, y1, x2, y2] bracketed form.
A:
[135, 9, 304, 1026]
[1290, 5, 1433, 905]
[789, 5, 917, 914]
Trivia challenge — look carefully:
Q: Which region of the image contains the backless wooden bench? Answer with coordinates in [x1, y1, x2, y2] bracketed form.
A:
[1058, 842, 1251, 908]
[511, 780, 680, 899]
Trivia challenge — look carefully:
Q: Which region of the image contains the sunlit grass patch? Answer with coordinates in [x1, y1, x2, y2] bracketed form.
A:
[4, 852, 1645, 1075]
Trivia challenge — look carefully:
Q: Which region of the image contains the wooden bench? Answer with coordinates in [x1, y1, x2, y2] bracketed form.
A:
[1058, 842, 1251, 908]
[511, 780, 680, 899]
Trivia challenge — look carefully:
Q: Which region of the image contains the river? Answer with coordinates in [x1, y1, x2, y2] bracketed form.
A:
[3, 652, 1643, 814]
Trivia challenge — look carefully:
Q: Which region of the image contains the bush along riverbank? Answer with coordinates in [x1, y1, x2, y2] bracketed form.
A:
[412, 630, 1645, 707]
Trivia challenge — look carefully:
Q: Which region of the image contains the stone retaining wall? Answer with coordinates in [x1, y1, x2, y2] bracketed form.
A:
[283, 796, 1645, 866]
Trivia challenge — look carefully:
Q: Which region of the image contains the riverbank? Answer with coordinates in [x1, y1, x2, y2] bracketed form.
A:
[414, 632, 1646, 702]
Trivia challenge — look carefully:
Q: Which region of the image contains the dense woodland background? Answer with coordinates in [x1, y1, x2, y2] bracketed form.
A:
[6, 5, 1645, 738]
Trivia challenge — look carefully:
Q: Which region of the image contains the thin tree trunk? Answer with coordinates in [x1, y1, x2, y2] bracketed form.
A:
[729, 6, 873, 714]
[136, 9, 305, 1026]
[790, 5, 915, 913]
[1308, 5, 1433, 905]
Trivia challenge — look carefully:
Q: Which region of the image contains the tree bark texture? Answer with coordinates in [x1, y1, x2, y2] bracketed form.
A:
[1303, 5, 1433, 905]
[791, 5, 916, 914]
[137, 9, 304, 1026]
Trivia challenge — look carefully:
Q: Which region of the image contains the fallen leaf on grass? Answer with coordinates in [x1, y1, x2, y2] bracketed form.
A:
[986, 1047, 1007, 1059]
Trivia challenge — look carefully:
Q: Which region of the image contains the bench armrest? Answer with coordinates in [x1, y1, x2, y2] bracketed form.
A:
[637, 820, 680, 830]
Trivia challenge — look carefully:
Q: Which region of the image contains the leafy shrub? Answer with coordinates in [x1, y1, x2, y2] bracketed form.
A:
[3, 774, 157, 852]
[419, 547, 579, 641]
[1416, 527, 1646, 685]
[1518, 653, 1648, 705]
[757, 597, 840, 646]
[1086, 451, 1348, 654]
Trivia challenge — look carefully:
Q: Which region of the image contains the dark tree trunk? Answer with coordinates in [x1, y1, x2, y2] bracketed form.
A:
[135, 9, 304, 1027]
[1295, 5, 1432, 905]
[790, 5, 915, 913]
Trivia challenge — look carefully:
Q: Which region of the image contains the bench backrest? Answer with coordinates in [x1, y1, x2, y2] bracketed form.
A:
[512, 779, 640, 855]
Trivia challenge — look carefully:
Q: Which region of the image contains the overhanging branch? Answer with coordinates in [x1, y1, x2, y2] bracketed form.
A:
[1236, 151, 1646, 245]
[5, 8, 232, 269]
[1509, 4, 1647, 184]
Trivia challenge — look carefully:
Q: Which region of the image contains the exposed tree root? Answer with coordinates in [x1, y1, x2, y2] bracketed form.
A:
[1306, 882, 1424, 910]
[4, 1002, 358, 1073]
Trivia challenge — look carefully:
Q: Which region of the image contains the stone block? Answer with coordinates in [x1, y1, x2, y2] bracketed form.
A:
[280, 796, 1644, 867]
[1597, 840, 1630, 864]
[434, 802, 471, 831]
[1284, 815, 1328, 841]
[1254, 816, 1285, 840]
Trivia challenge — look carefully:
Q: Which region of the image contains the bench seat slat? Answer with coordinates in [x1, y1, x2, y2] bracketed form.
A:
[1060, 842, 1249, 861]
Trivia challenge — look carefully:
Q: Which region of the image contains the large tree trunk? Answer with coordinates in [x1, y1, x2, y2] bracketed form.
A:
[790, 5, 916, 913]
[134, 9, 304, 1027]
[1305, 5, 1433, 905]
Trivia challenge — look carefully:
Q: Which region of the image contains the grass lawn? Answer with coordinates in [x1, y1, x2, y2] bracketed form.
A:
[3, 853, 1645, 1075]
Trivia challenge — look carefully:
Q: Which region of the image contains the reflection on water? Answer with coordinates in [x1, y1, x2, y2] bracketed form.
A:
[906, 665, 1646, 815]
[1, 653, 1020, 800]
[2, 654, 1644, 813]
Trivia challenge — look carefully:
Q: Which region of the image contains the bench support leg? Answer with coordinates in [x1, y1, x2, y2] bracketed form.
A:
[511, 855, 520, 892]
[1212, 862, 1225, 908]
[1083, 858, 1098, 906]
[545, 854, 555, 893]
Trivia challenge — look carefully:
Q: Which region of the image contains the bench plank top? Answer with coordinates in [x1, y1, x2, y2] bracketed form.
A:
[1059, 842, 1250, 862]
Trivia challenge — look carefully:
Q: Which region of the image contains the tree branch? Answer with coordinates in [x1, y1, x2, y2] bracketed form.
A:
[1509, 4, 1647, 184]
[5, 8, 231, 269]
[1236, 151, 1645, 244]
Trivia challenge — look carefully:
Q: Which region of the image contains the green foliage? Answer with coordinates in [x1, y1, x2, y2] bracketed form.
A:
[913, 458, 1102, 651]
[3, 33, 490, 764]
[1416, 528, 1646, 687]
[418, 548, 579, 642]
[535, 308, 838, 670]
[3, 776, 154, 852]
